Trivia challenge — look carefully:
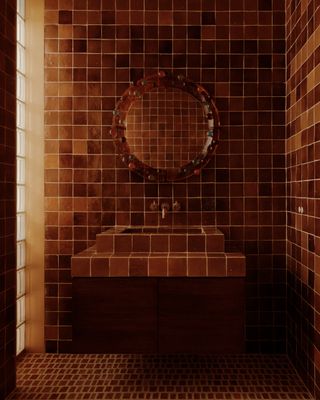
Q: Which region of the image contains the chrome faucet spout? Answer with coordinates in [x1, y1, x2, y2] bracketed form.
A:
[161, 202, 170, 219]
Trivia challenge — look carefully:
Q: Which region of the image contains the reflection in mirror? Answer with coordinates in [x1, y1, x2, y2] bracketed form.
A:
[110, 71, 221, 182]
[126, 87, 208, 170]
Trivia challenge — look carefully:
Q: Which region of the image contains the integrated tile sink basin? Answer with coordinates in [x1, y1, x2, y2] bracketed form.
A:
[95, 226, 225, 253]
[122, 227, 203, 234]
[71, 226, 246, 278]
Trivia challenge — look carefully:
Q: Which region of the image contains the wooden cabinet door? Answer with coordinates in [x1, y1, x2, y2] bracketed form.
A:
[158, 278, 245, 353]
[73, 278, 158, 353]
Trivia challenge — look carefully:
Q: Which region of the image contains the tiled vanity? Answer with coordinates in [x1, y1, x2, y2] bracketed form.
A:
[72, 226, 246, 353]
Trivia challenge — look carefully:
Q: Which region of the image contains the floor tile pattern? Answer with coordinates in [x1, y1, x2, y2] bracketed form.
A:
[8, 354, 313, 399]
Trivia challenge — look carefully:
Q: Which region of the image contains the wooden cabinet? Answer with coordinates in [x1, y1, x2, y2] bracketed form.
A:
[73, 277, 245, 353]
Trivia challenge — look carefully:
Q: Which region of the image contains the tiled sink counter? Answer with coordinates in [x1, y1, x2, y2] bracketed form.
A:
[71, 226, 245, 278]
[72, 248, 245, 278]
[72, 226, 246, 354]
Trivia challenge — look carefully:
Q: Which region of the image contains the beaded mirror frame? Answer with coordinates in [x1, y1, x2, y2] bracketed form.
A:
[110, 70, 221, 182]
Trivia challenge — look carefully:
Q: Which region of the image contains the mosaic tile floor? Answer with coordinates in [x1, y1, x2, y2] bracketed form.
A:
[8, 354, 313, 400]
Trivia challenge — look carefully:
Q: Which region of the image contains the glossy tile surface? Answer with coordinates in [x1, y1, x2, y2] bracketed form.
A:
[8, 353, 313, 399]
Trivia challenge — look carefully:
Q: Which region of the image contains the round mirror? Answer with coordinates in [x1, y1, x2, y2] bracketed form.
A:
[126, 87, 208, 170]
[110, 71, 221, 182]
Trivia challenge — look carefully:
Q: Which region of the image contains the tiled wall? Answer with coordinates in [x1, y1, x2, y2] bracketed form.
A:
[286, 0, 320, 397]
[0, 1, 16, 397]
[44, 1, 286, 352]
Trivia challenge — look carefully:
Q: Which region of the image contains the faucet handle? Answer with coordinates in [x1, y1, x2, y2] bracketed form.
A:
[149, 200, 158, 211]
[172, 201, 181, 212]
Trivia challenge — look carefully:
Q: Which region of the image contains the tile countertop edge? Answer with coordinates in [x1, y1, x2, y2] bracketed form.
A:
[71, 251, 246, 278]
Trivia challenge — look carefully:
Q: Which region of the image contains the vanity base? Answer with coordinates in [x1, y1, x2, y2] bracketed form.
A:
[73, 277, 245, 354]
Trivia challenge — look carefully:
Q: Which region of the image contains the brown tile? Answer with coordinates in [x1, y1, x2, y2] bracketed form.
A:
[168, 257, 187, 276]
[91, 257, 109, 277]
[58, 10, 72, 24]
[96, 233, 114, 252]
[151, 235, 169, 252]
[132, 235, 150, 252]
[114, 234, 132, 252]
[71, 257, 90, 276]
[188, 257, 207, 276]
[188, 235, 205, 252]
[206, 234, 225, 252]
[207, 256, 226, 277]
[109, 257, 129, 276]
[149, 257, 168, 276]
[170, 234, 187, 252]
[226, 254, 246, 277]
[129, 257, 148, 276]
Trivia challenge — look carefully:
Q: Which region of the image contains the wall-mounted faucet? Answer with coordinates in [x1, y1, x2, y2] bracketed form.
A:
[161, 202, 170, 219]
[150, 200, 181, 219]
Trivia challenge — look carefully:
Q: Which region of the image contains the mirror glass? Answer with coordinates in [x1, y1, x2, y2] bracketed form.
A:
[110, 71, 220, 182]
[125, 87, 208, 170]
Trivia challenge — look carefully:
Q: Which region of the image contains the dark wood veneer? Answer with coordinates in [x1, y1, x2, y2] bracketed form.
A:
[159, 278, 245, 353]
[73, 278, 245, 354]
[73, 278, 158, 353]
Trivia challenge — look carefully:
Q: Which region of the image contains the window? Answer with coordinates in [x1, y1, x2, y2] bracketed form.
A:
[16, 0, 26, 355]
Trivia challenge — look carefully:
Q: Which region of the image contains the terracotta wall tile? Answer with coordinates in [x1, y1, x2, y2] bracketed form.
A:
[286, 0, 320, 397]
[44, 1, 286, 354]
